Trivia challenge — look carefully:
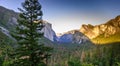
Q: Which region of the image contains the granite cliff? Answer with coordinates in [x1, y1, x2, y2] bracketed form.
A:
[0, 6, 57, 42]
[57, 30, 89, 44]
[80, 16, 120, 39]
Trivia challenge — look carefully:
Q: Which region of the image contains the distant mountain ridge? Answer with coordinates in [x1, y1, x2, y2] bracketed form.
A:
[80, 16, 120, 44]
[0, 6, 120, 44]
[57, 16, 120, 44]
[0, 6, 57, 42]
[80, 16, 120, 39]
[56, 30, 89, 44]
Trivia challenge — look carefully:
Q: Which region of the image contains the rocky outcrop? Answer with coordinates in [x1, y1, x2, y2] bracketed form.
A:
[41, 21, 57, 41]
[0, 6, 18, 28]
[58, 34, 73, 43]
[80, 15, 120, 39]
[0, 6, 57, 42]
[73, 31, 88, 44]
[57, 30, 89, 44]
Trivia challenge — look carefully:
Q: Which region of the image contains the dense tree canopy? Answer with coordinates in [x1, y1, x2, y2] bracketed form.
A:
[11, 0, 53, 66]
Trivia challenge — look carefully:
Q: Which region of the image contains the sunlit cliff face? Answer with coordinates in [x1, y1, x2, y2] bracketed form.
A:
[80, 16, 120, 39]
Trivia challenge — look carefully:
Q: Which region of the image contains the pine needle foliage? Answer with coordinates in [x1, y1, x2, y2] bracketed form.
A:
[11, 0, 53, 66]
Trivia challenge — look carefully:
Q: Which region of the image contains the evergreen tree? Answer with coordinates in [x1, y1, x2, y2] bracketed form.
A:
[11, 0, 52, 66]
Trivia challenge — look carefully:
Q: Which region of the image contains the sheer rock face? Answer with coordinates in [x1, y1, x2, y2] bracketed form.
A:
[0, 6, 57, 42]
[80, 16, 120, 39]
[57, 30, 89, 44]
[72, 31, 88, 44]
[58, 34, 73, 43]
[41, 21, 57, 41]
[1, 18, 57, 42]
[0, 6, 18, 27]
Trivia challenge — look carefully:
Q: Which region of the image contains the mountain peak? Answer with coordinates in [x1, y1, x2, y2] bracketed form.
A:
[80, 15, 120, 44]
[105, 15, 120, 27]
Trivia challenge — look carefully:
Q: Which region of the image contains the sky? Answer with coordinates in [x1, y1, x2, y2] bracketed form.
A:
[0, 0, 120, 33]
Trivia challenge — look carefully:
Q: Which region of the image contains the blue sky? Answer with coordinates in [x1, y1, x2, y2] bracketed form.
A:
[0, 0, 120, 33]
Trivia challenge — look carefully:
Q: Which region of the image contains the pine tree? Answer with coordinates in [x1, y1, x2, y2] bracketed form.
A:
[11, 0, 53, 66]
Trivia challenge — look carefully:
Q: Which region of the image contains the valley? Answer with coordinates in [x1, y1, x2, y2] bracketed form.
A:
[0, 6, 120, 66]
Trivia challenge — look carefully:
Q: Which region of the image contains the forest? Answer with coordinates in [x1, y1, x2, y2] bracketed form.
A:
[0, 0, 120, 66]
